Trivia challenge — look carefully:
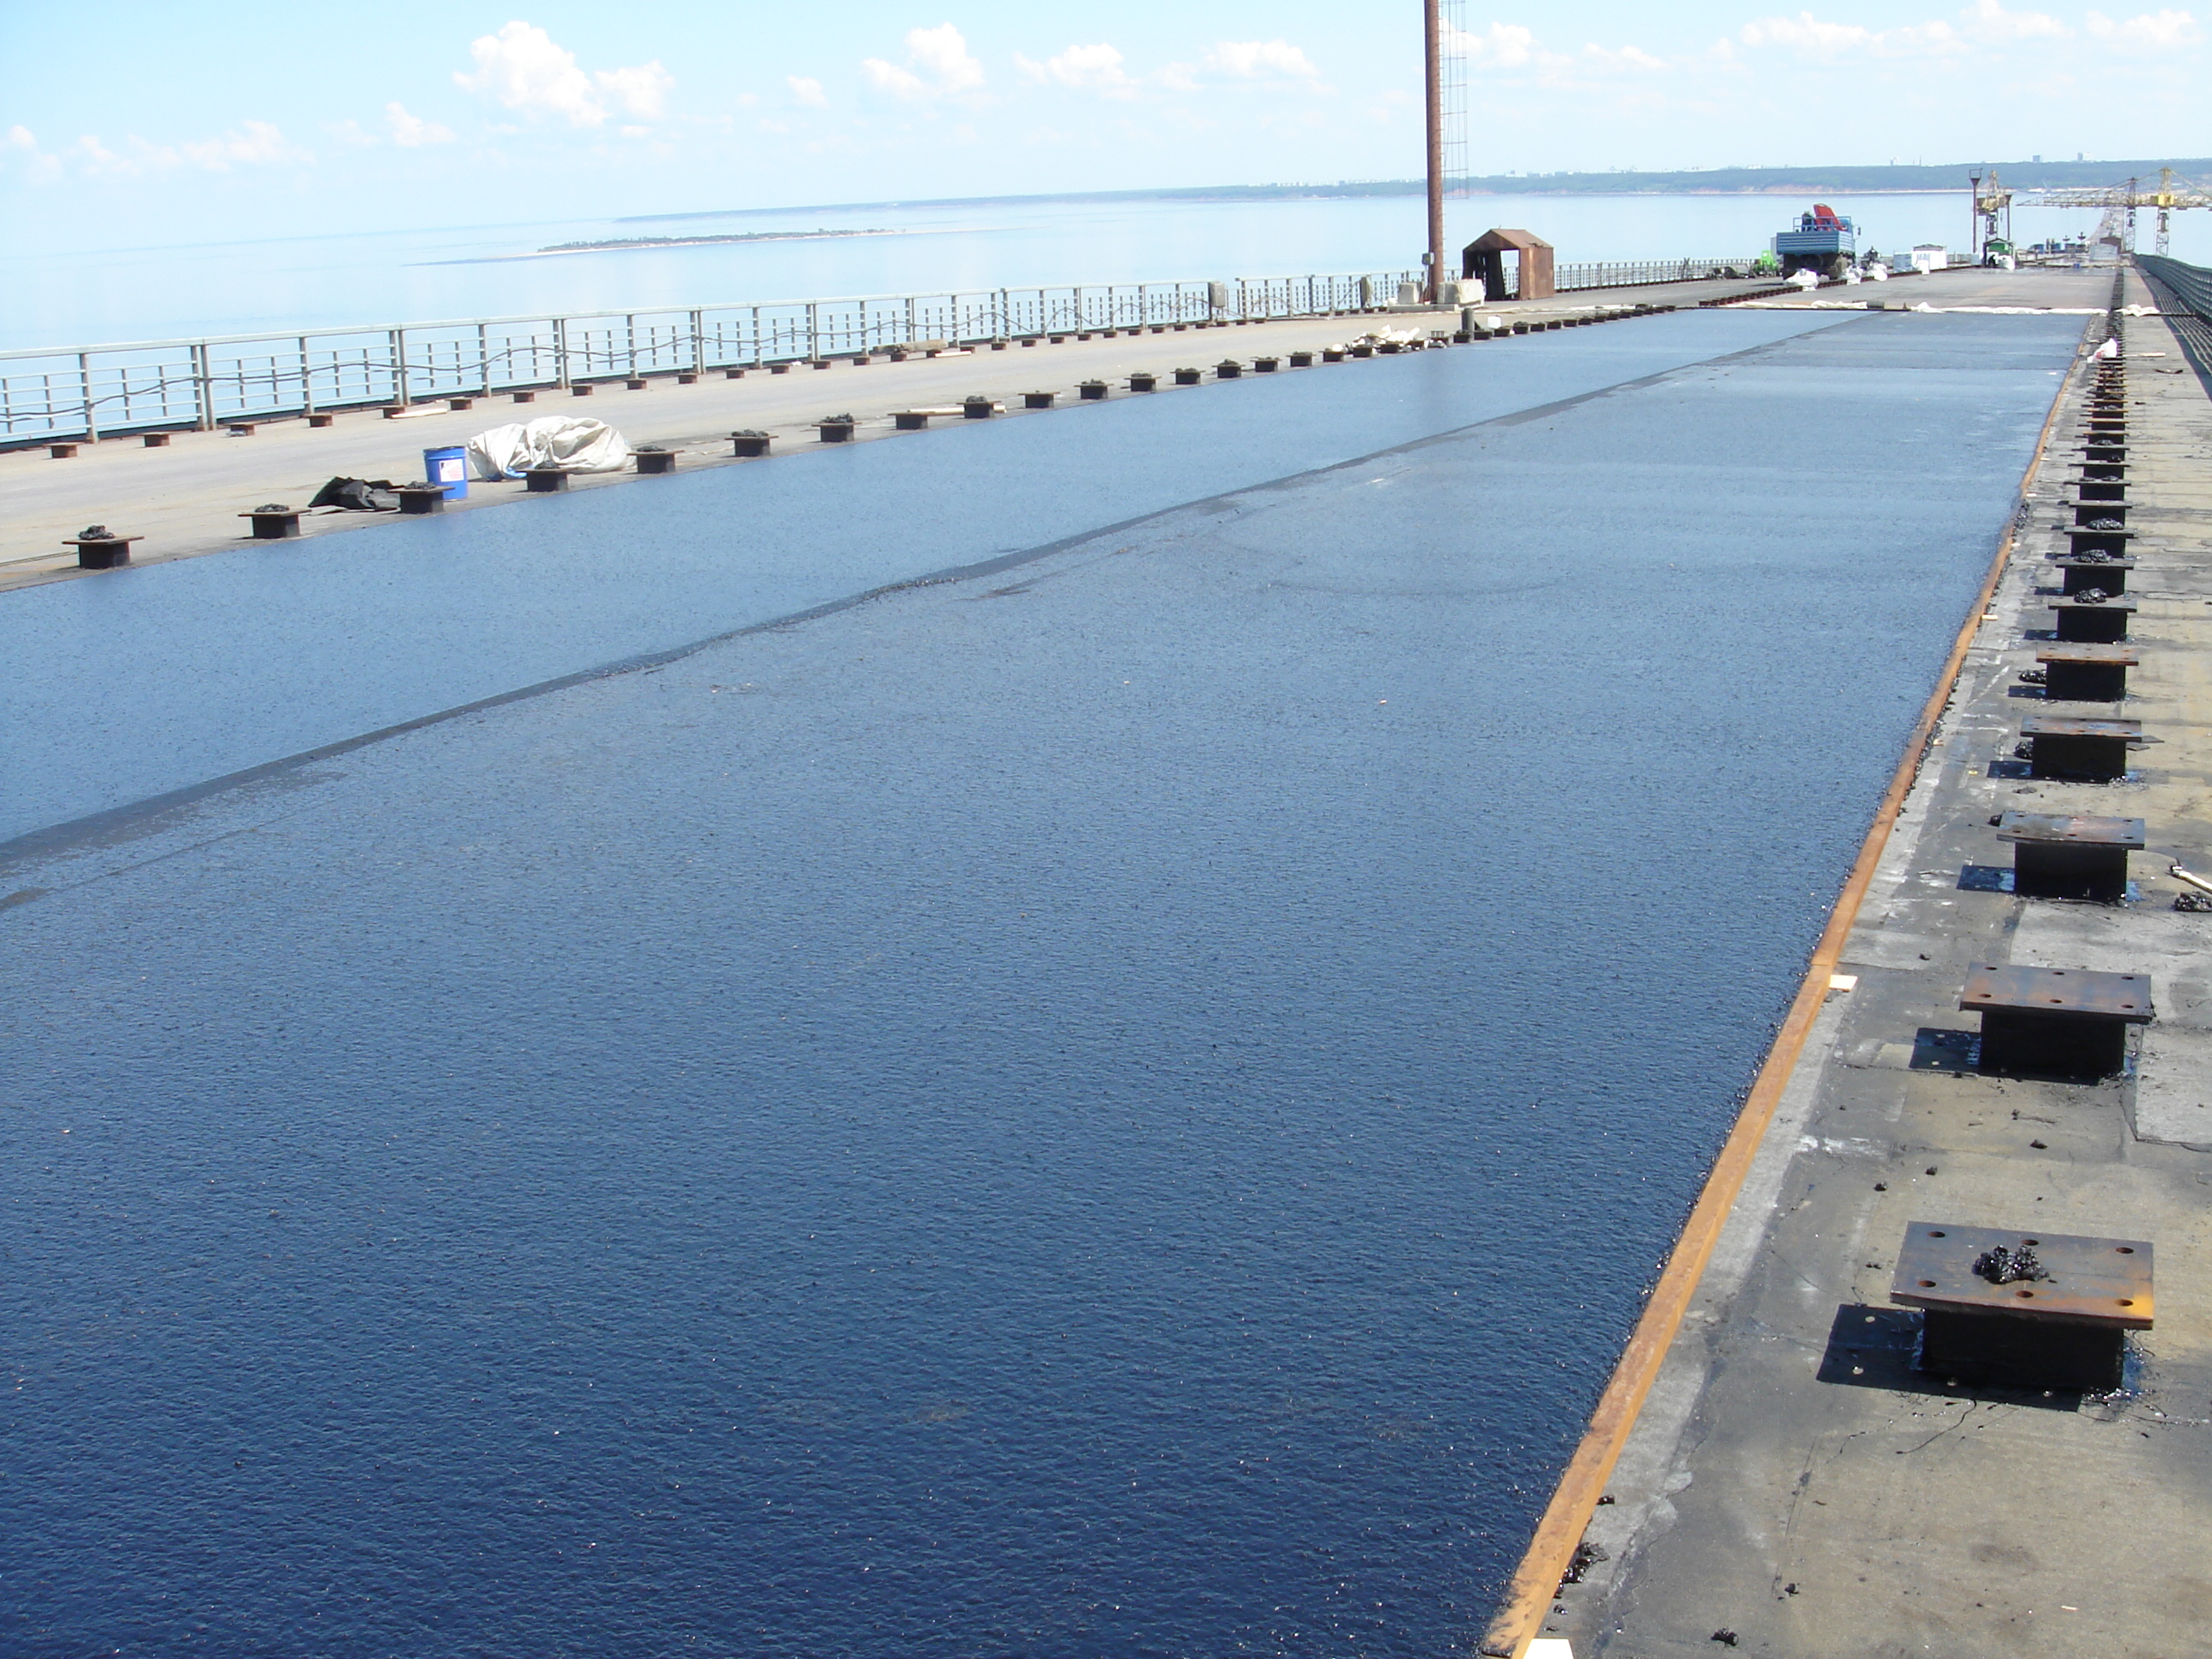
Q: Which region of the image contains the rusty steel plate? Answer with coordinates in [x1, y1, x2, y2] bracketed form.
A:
[1959, 963, 2154, 1022]
[2019, 715, 2141, 739]
[2035, 645, 2139, 667]
[1891, 1222, 2153, 1329]
[2048, 554, 2137, 570]
[2051, 597, 2139, 612]
[1995, 812, 2145, 848]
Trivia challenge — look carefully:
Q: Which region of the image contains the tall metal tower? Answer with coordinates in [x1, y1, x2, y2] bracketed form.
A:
[1439, 0, 1468, 198]
[1423, 0, 1444, 300]
[1423, 0, 1470, 302]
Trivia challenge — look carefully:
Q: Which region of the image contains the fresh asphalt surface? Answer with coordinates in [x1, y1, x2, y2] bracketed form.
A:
[0, 312, 1851, 850]
[0, 312, 2085, 1656]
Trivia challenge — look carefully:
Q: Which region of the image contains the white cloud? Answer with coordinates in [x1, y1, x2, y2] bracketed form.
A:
[457, 21, 605, 125]
[1581, 42, 1669, 70]
[2086, 7, 2203, 47]
[1740, 13, 1881, 53]
[1965, 0, 2069, 38]
[1739, 1, 2098, 57]
[0, 123, 60, 182]
[454, 21, 675, 127]
[1452, 22, 1545, 67]
[179, 119, 304, 170]
[385, 102, 454, 147]
[59, 120, 307, 178]
[909, 22, 986, 90]
[864, 22, 986, 100]
[1017, 42, 1134, 94]
[862, 60, 924, 97]
[597, 61, 673, 119]
[1205, 38, 1321, 79]
[787, 74, 829, 108]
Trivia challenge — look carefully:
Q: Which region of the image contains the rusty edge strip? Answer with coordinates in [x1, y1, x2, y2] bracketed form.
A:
[1477, 311, 2092, 1659]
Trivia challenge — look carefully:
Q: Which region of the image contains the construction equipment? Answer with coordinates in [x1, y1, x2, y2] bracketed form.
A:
[1970, 171, 2013, 261]
[2011, 168, 2212, 257]
[1773, 205, 1856, 279]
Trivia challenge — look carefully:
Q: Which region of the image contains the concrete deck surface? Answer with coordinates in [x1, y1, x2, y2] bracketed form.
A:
[1547, 268, 2212, 1659]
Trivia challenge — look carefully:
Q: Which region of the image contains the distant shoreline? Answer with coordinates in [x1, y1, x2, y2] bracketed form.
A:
[620, 158, 2212, 224]
[434, 228, 908, 265]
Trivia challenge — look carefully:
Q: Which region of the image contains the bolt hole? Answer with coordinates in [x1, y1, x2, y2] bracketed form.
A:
[2016, 1289, 2036, 1298]
[1918, 1279, 1937, 1288]
[2116, 1246, 2135, 1254]
[2023, 1238, 2040, 1246]
[2118, 1298, 2135, 1307]
[1929, 1230, 1947, 1237]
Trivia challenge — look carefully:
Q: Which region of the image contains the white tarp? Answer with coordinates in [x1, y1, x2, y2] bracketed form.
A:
[465, 416, 631, 480]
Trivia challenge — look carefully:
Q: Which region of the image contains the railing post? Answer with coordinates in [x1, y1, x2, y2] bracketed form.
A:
[299, 336, 317, 417]
[77, 352, 97, 442]
[554, 317, 571, 389]
[806, 302, 818, 362]
[192, 341, 215, 430]
[392, 329, 411, 408]
[690, 308, 704, 371]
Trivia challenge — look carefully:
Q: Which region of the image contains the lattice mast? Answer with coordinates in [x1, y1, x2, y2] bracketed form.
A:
[1439, 0, 1468, 198]
[1423, 0, 1471, 300]
[1423, 0, 1445, 300]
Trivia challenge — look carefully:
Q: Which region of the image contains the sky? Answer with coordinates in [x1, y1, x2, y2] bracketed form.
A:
[1, 1, 2206, 250]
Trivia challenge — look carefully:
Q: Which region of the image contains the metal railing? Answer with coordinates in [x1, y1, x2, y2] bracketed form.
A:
[0, 271, 1426, 445]
[2136, 253, 2212, 380]
[1554, 256, 1762, 292]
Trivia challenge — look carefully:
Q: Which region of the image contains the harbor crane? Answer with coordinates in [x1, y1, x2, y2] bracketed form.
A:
[2005, 168, 2212, 256]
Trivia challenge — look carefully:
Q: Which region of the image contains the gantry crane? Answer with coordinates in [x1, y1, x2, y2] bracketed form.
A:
[2011, 168, 2212, 256]
[1970, 171, 2013, 261]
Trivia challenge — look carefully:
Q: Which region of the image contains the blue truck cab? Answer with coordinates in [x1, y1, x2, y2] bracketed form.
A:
[1773, 205, 1857, 279]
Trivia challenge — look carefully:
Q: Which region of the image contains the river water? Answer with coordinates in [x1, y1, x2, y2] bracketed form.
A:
[0, 190, 2166, 351]
[0, 311, 2086, 1656]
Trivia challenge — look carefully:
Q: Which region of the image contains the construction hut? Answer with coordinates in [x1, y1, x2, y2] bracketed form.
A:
[1461, 229, 1556, 301]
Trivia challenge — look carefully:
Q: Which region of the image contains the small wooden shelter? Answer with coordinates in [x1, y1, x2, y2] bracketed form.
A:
[1461, 229, 1555, 301]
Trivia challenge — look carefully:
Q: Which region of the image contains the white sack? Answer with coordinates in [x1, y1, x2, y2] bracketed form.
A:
[466, 416, 632, 480]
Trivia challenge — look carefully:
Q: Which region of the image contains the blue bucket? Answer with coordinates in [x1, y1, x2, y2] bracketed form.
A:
[422, 445, 469, 500]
